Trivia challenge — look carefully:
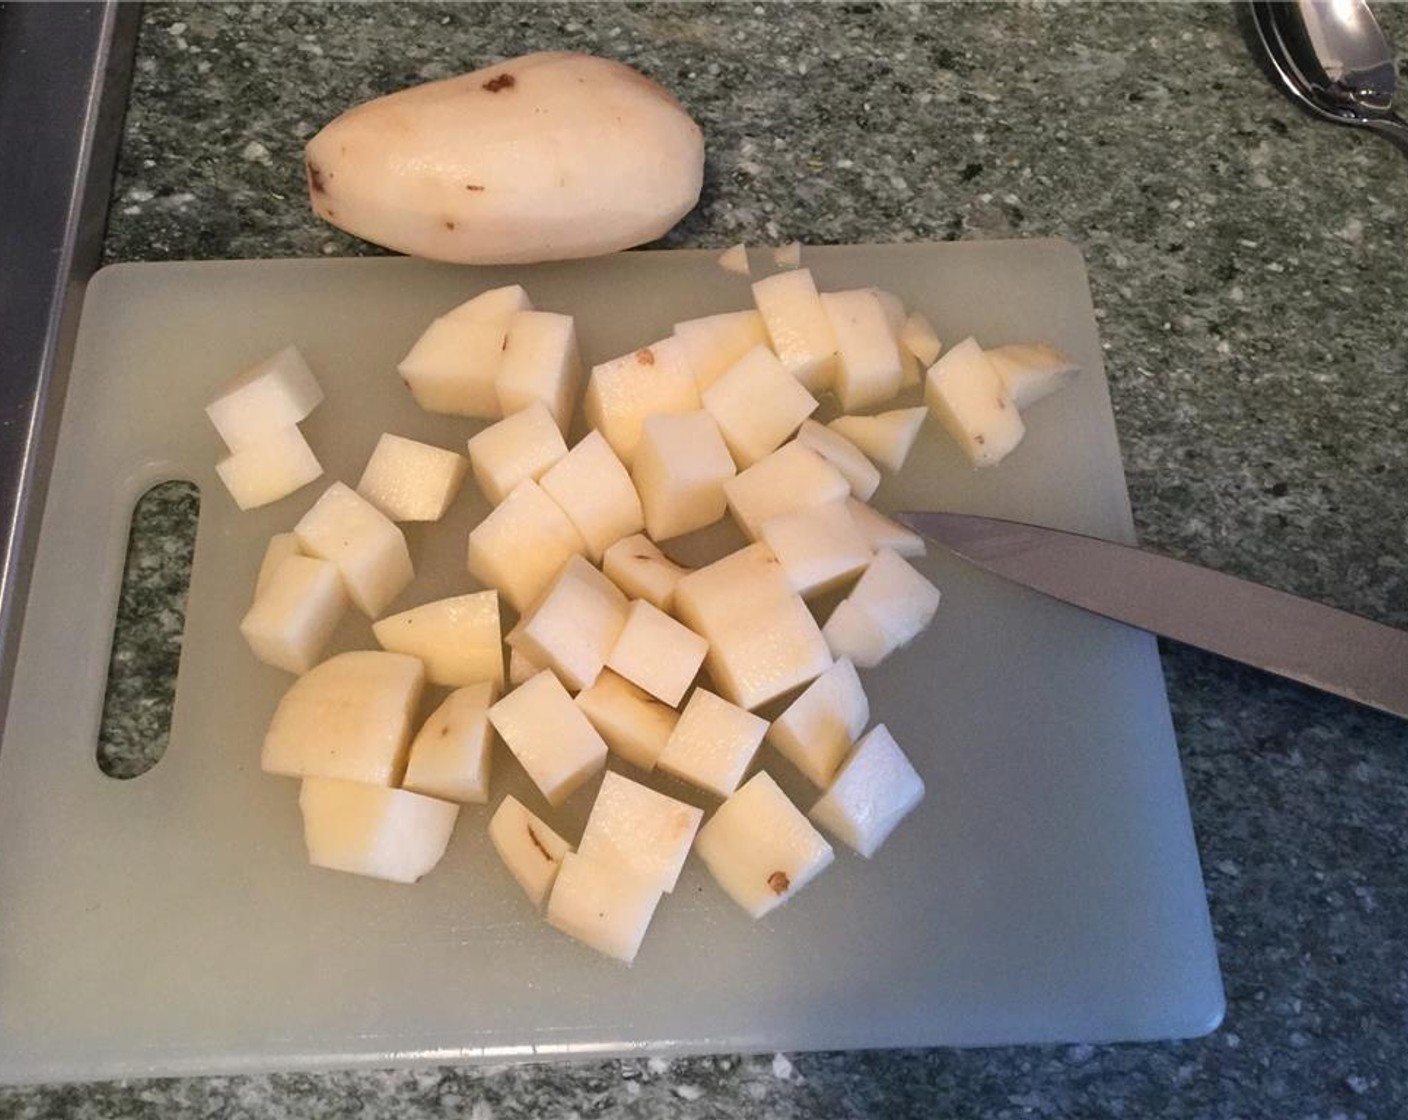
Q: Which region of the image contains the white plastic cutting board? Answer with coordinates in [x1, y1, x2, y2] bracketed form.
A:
[0, 242, 1222, 1084]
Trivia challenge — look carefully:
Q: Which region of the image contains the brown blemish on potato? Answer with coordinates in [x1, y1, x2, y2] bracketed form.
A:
[444, 219, 456, 230]
[465, 183, 485, 191]
[483, 72, 516, 93]
[439, 725, 450, 738]
[974, 434, 986, 445]
[767, 871, 790, 894]
[306, 160, 327, 195]
[636, 348, 656, 366]
[526, 825, 552, 861]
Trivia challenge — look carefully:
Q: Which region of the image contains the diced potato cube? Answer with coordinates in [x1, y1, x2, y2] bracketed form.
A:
[262, 651, 425, 785]
[758, 499, 872, 599]
[717, 243, 751, 275]
[673, 310, 769, 391]
[605, 600, 707, 707]
[819, 289, 904, 413]
[576, 670, 679, 771]
[984, 342, 1080, 410]
[869, 289, 921, 389]
[466, 401, 568, 506]
[810, 724, 925, 857]
[397, 316, 506, 419]
[356, 433, 468, 522]
[901, 310, 942, 367]
[673, 544, 833, 711]
[578, 770, 703, 893]
[583, 337, 700, 466]
[656, 688, 767, 798]
[602, 534, 690, 613]
[403, 683, 495, 803]
[299, 777, 459, 884]
[794, 420, 881, 502]
[821, 598, 893, 669]
[773, 241, 802, 269]
[752, 268, 837, 392]
[546, 852, 663, 963]
[294, 482, 413, 617]
[539, 430, 644, 562]
[508, 555, 629, 692]
[398, 285, 532, 417]
[694, 771, 834, 919]
[845, 498, 926, 559]
[254, 532, 303, 600]
[701, 344, 818, 467]
[495, 310, 582, 432]
[440, 284, 533, 325]
[489, 794, 573, 909]
[466, 479, 585, 612]
[216, 426, 323, 510]
[240, 554, 348, 675]
[768, 658, 869, 787]
[509, 646, 542, 687]
[632, 411, 736, 542]
[925, 337, 1025, 467]
[827, 407, 927, 474]
[372, 591, 503, 691]
[850, 548, 941, 649]
[206, 345, 323, 451]
[488, 670, 609, 806]
[723, 441, 850, 540]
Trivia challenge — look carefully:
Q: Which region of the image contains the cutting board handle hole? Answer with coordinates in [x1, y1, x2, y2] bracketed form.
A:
[96, 481, 200, 779]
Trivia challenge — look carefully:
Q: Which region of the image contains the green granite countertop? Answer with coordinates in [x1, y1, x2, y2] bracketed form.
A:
[10, 2, 1408, 1116]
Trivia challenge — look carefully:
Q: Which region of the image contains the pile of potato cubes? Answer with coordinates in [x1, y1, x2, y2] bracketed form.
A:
[211, 260, 1077, 963]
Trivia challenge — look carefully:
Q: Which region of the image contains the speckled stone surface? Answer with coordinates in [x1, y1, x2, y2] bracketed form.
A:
[11, 1, 1408, 1116]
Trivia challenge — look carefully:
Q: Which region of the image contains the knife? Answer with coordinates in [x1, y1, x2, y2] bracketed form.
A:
[894, 511, 1408, 720]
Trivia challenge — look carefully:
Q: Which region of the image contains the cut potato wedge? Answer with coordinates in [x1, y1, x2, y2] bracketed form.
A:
[583, 337, 700, 467]
[601, 534, 691, 614]
[845, 498, 926, 559]
[632, 411, 736, 542]
[466, 401, 568, 506]
[206, 345, 323, 452]
[466, 479, 585, 613]
[262, 651, 425, 785]
[694, 771, 834, 919]
[538, 430, 644, 563]
[673, 310, 769, 391]
[925, 337, 1024, 467]
[495, 310, 582, 432]
[820, 289, 904, 413]
[357, 433, 468, 522]
[724, 441, 850, 540]
[810, 723, 925, 858]
[372, 591, 503, 691]
[216, 426, 323, 511]
[294, 482, 413, 617]
[547, 852, 663, 963]
[575, 670, 679, 772]
[758, 499, 872, 600]
[752, 268, 837, 392]
[490, 794, 573, 909]
[673, 543, 833, 712]
[403, 683, 495, 804]
[656, 688, 767, 799]
[578, 770, 703, 893]
[488, 669, 608, 806]
[984, 342, 1079, 411]
[701, 344, 818, 468]
[508, 555, 629, 693]
[827, 407, 927, 473]
[795, 420, 881, 502]
[605, 599, 707, 708]
[299, 776, 458, 884]
[240, 554, 348, 675]
[769, 657, 869, 788]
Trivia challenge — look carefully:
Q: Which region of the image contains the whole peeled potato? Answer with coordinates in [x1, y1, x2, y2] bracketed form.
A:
[304, 52, 704, 265]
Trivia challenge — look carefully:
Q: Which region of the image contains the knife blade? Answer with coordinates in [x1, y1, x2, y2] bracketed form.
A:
[895, 511, 1408, 720]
